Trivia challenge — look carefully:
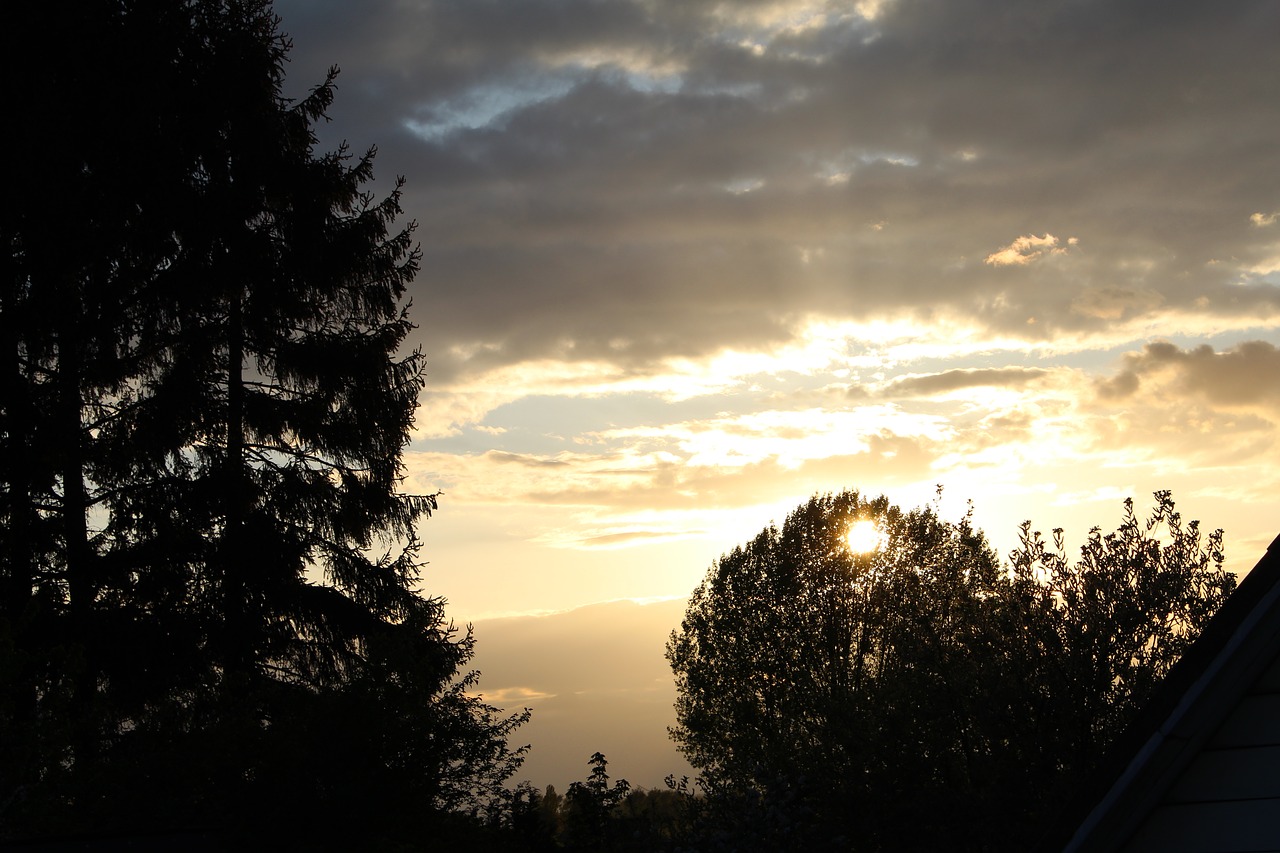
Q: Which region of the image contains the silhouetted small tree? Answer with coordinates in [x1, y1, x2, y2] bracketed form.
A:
[667, 489, 1235, 851]
[503, 783, 561, 852]
[561, 752, 631, 850]
[549, 754, 694, 852]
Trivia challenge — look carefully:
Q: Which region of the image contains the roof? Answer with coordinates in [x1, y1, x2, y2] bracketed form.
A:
[1041, 532, 1280, 852]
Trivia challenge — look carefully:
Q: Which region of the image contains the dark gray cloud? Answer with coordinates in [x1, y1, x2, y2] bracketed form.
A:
[273, 0, 1280, 383]
[1102, 340, 1280, 408]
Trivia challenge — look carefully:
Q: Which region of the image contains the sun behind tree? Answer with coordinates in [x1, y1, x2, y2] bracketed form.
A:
[667, 489, 1236, 851]
[845, 518, 883, 553]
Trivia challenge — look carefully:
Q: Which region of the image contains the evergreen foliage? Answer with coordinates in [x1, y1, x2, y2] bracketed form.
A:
[1, 1, 526, 844]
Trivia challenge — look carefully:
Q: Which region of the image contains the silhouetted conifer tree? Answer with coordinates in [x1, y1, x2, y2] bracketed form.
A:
[1, 1, 526, 843]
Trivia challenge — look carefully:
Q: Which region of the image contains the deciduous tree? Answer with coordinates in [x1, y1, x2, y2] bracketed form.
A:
[666, 489, 1235, 850]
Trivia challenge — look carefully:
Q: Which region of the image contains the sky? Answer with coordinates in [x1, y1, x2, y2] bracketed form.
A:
[272, 0, 1280, 792]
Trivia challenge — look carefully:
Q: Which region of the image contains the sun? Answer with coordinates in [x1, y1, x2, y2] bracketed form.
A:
[846, 520, 883, 554]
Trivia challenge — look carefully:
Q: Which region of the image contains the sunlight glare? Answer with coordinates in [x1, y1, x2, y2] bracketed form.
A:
[846, 520, 883, 554]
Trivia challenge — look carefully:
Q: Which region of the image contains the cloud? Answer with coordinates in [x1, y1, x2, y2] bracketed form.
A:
[879, 367, 1050, 397]
[855, 0, 893, 21]
[572, 529, 693, 549]
[477, 686, 557, 704]
[593, 406, 953, 470]
[467, 598, 694, 790]
[985, 234, 1078, 267]
[273, 0, 1280, 385]
[412, 301, 1280, 437]
[1101, 340, 1280, 410]
[405, 409, 954, 533]
[1070, 286, 1163, 321]
[485, 451, 573, 468]
[275, 0, 1280, 639]
[267, 0, 1280, 794]
[406, 334, 1280, 539]
[1095, 370, 1140, 400]
[1080, 341, 1280, 476]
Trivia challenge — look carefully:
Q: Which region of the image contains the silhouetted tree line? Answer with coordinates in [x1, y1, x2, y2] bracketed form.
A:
[490, 488, 1235, 853]
[667, 490, 1236, 852]
[501, 754, 695, 852]
[2, 2, 526, 847]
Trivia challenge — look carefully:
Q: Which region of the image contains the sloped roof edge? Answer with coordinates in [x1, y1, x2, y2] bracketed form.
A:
[1047, 532, 1280, 853]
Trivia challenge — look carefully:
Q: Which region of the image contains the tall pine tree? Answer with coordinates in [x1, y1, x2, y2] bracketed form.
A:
[2, 2, 526, 842]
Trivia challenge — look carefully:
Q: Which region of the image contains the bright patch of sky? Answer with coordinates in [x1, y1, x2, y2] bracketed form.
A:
[857, 150, 920, 167]
[722, 177, 765, 194]
[810, 148, 920, 183]
[403, 62, 684, 139]
[403, 74, 577, 138]
[550, 51, 685, 95]
[707, 0, 881, 61]
[595, 405, 954, 470]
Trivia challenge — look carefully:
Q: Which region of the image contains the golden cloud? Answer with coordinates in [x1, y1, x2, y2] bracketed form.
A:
[474, 686, 557, 704]
[985, 233, 1078, 267]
